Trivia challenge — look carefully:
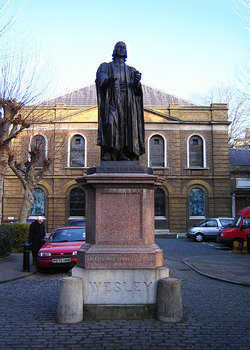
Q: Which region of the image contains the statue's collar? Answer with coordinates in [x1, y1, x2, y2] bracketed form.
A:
[113, 58, 125, 67]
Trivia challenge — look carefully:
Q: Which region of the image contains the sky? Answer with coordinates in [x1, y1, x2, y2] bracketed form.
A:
[1, 0, 249, 102]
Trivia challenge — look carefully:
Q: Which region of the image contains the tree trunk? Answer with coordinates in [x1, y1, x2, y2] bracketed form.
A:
[19, 186, 34, 223]
[0, 176, 4, 223]
[0, 150, 9, 223]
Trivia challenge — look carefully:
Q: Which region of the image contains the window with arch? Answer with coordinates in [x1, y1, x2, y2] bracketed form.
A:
[154, 188, 165, 216]
[30, 188, 45, 216]
[70, 188, 85, 217]
[149, 135, 165, 167]
[70, 134, 85, 167]
[189, 188, 205, 217]
[31, 135, 46, 167]
[188, 135, 204, 167]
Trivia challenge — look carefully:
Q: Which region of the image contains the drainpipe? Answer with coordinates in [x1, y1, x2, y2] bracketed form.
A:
[232, 192, 236, 217]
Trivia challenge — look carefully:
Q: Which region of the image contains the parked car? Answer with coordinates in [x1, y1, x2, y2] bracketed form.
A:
[5, 219, 35, 224]
[186, 217, 234, 242]
[217, 206, 250, 250]
[69, 219, 86, 226]
[37, 226, 86, 270]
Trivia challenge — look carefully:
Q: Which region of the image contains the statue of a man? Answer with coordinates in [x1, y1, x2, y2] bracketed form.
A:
[96, 41, 145, 161]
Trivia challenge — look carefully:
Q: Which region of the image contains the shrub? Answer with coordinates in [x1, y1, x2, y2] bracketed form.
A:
[12, 224, 30, 252]
[0, 224, 14, 257]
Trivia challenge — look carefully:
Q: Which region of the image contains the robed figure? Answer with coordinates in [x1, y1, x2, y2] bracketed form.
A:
[28, 216, 46, 263]
[96, 41, 145, 161]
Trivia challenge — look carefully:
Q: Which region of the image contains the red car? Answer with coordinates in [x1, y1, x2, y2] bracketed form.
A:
[37, 226, 85, 270]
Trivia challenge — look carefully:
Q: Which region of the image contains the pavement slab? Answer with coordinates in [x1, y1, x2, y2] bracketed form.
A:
[183, 254, 250, 286]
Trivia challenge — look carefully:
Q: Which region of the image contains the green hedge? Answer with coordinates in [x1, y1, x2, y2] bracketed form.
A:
[12, 224, 30, 252]
[0, 224, 14, 257]
[0, 223, 30, 256]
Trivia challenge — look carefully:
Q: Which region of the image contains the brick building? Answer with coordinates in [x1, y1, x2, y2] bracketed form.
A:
[2, 85, 232, 233]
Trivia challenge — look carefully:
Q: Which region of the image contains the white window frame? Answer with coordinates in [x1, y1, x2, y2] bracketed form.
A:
[67, 133, 87, 168]
[148, 133, 167, 168]
[187, 134, 206, 168]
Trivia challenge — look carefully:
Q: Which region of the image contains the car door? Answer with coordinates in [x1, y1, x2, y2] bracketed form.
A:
[242, 217, 250, 240]
[202, 219, 219, 238]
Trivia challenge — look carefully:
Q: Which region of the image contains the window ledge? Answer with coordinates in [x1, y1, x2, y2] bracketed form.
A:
[189, 216, 206, 220]
[155, 216, 167, 220]
[185, 167, 209, 170]
[151, 167, 169, 170]
[64, 167, 88, 169]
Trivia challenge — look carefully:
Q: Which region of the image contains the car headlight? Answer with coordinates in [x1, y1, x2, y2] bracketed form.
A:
[39, 252, 51, 257]
[72, 251, 78, 256]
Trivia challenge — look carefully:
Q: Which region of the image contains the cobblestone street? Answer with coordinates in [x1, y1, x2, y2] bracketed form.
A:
[0, 239, 249, 349]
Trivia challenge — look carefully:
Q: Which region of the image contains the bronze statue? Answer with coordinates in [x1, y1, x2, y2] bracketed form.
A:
[96, 41, 145, 161]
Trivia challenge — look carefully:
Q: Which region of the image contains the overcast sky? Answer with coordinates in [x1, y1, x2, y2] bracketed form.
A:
[2, 0, 249, 102]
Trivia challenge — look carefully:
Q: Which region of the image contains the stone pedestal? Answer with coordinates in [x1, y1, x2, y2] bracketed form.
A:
[76, 162, 164, 270]
[70, 162, 170, 319]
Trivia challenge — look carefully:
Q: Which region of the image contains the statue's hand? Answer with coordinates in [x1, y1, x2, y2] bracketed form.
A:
[107, 75, 117, 86]
[134, 71, 141, 85]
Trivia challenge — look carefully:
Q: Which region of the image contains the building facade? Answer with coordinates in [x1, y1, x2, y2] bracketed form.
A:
[2, 85, 232, 233]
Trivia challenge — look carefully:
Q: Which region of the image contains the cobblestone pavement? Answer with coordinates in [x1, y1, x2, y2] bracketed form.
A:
[0, 239, 249, 349]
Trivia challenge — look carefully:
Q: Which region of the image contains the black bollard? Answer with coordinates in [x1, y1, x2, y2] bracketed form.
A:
[23, 243, 30, 272]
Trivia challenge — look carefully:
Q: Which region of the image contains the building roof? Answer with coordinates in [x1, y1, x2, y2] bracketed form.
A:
[229, 148, 250, 165]
[44, 84, 195, 107]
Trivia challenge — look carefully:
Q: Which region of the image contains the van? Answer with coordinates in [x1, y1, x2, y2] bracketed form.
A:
[217, 206, 250, 250]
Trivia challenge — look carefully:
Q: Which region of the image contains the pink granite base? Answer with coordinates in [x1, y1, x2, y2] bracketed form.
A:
[76, 171, 164, 269]
[77, 243, 163, 269]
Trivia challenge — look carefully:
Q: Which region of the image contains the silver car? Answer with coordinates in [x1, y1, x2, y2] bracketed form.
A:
[187, 217, 234, 242]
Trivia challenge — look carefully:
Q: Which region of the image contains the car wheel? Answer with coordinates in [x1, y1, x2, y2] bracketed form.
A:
[194, 233, 204, 242]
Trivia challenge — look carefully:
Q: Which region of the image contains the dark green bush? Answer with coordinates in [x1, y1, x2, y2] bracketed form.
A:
[12, 223, 30, 252]
[0, 224, 14, 257]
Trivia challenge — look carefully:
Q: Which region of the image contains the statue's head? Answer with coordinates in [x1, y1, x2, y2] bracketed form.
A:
[112, 41, 127, 61]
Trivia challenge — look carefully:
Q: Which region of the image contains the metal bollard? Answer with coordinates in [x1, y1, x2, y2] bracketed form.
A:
[23, 243, 30, 272]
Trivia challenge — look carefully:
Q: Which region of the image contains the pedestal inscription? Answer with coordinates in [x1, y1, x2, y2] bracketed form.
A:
[71, 266, 169, 305]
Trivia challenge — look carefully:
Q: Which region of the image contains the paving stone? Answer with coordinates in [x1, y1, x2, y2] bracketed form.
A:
[0, 239, 249, 349]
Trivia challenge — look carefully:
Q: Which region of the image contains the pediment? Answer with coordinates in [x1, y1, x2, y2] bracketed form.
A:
[144, 107, 181, 123]
[52, 105, 181, 124]
[54, 106, 98, 123]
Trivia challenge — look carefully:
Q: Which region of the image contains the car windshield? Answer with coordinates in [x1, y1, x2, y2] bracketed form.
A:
[220, 218, 234, 227]
[197, 220, 207, 227]
[48, 228, 86, 243]
[70, 220, 86, 226]
[231, 216, 242, 228]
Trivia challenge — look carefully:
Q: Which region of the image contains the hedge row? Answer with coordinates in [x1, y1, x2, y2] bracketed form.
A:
[0, 223, 30, 257]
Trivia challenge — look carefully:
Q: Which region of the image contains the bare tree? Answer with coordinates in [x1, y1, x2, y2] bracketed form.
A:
[0, 1, 58, 222]
[7, 126, 66, 223]
[0, 49, 55, 222]
[191, 84, 250, 147]
[232, 0, 249, 99]
[0, 0, 29, 39]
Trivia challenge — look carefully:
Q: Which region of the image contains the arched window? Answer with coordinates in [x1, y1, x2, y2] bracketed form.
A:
[70, 135, 85, 167]
[149, 135, 165, 167]
[30, 188, 45, 216]
[189, 189, 205, 217]
[31, 135, 46, 167]
[154, 188, 165, 216]
[70, 188, 85, 217]
[188, 135, 204, 167]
